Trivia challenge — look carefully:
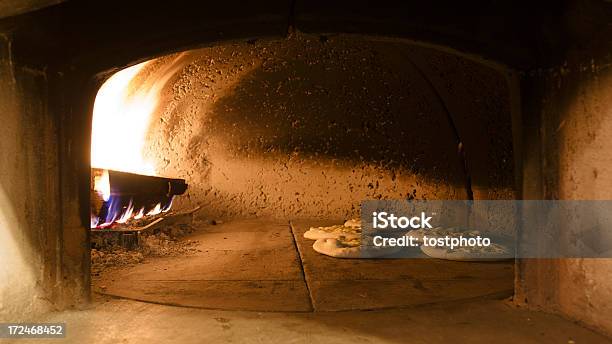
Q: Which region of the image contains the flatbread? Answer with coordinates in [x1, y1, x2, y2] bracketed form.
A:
[313, 237, 362, 258]
[343, 218, 361, 228]
[420, 242, 512, 261]
[304, 224, 361, 240]
[312, 236, 400, 258]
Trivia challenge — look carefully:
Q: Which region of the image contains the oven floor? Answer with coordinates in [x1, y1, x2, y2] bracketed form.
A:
[94, 218, 514, 312]
[31, 297, 611, 344]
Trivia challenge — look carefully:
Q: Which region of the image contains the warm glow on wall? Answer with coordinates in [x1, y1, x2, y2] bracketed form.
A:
[0, 185, 38, 318]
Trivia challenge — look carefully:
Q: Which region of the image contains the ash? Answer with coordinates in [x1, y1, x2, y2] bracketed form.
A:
[91, 224, 201, 277]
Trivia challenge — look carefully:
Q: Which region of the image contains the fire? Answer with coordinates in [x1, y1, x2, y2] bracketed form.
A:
[91, 62, 156, 175]
[134, 208, 145, 220]
[147, 203, 162, 216]
[115, 200, 134, 224]
[90, 168, 176, 228]
[90, 55, 186, 229]
[92, 199, 171, 229]
[93, 169, 111, 201]
[91, 55, 184, 175]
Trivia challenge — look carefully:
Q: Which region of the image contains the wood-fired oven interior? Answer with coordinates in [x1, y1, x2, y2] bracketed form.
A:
[89, 34, 517, 311]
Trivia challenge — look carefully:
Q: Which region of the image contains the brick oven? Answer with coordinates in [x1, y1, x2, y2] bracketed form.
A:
[1, 1, 612, 342]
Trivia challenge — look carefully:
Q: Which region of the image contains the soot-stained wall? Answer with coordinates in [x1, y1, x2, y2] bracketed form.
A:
[514, 3, 612, 336]
[130, 34, 516, 220]
[0, 33, 84, 321]
[517, 56, 612, 337]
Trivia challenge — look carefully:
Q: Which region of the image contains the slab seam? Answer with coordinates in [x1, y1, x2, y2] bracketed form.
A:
[288, 220, 315, 312]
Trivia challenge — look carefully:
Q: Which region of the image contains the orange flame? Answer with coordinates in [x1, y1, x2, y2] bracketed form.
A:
[91, 54, 185, 176]
[91, 63, 156, 175]
[146, 203, 162, 216]
[115, 200, 134, 224]
[90, 55, 185, 229]
[93, 169, 111, 201]
[133, 207, 145, 220]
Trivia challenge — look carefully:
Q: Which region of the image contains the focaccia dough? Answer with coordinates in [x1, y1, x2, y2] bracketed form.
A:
[304, 224, 361, 240]
[313, 237, 362, 258]
[312, 236, 399, 258]
[343, 218, 361, 228]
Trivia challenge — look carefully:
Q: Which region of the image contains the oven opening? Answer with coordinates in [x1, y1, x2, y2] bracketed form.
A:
[5, 2, 612, 341]
[88, 34, 516, 312]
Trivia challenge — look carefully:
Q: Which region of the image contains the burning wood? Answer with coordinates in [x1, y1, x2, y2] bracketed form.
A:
[91, 168, 188, 228]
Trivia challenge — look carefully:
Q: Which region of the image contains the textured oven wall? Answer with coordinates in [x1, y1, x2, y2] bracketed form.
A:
[514, 2, 612, 336]
[405, 46, 516, 201]
[0, 34, 67, 320]
[139, 34, 514, 220]
[516, 60, 612, 336]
